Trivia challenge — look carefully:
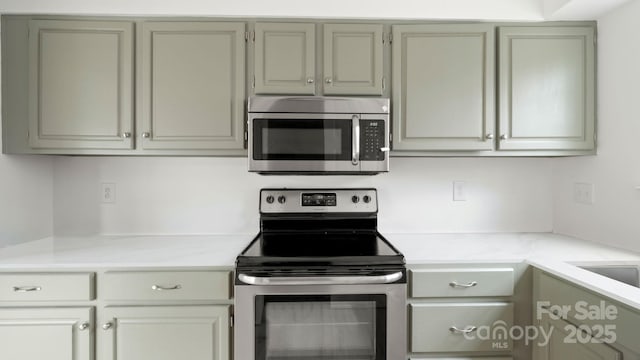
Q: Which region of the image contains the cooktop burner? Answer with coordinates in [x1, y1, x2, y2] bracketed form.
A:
[235, 188, 405, 273]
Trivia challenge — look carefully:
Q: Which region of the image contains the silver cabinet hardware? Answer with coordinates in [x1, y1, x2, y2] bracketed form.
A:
[78, 322, 90, 330]
[151, 284, 182, 291]
[121, 132, 132, 138]
[486, 133, 494, 140]
[500, 134, 506, 140]
[102, 322, 113, 330]
[12, 286, 42, 292]
[306, 77, 314, 84]
[449, 325, 477, 334]
[141, 132, 151, 138]
[449, 281, 478, 288]
[325, 77, 332, 84]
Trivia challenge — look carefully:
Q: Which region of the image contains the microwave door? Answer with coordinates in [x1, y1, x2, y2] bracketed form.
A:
[249, 116, 361, 173]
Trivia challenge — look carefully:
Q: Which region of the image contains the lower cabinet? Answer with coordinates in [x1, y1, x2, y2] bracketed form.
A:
[408, 264, 520, 359]
[538, 317, 621, 360]
[533, 269, 640, 360]
[99, 305, 230, 360]
[0, 269, 232, 360]
[0, 307, 94, 360]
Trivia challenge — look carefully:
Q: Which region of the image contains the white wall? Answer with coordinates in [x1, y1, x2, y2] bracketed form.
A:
[53, 156, 554, 235]
[552, 0, 640, 253]
[0, 0, 544, 20]
[0, 154, 53, 246]
[0, 17, 54, 247]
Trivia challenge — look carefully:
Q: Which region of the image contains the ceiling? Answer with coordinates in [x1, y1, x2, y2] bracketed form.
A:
[544, 0, 635, 19]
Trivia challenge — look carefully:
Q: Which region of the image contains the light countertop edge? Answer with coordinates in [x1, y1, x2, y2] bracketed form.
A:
[0, 232, 639, 310]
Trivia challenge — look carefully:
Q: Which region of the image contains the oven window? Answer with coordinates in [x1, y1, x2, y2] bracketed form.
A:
[253, 119, 352, 160]
[255, 295, 386, 360]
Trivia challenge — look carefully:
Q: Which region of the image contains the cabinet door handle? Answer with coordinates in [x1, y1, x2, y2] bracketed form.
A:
[78, 322, 90, 331]
[121, 132, 132, 138]
[449, 281, 477, 288]
[500, 134, 507, 140]
[325, 77, 332, 84]
[306, 77, 315, 84]
[151, 284, 182, 291]
[486, 133, 494, 140]
[102, 322, 113, 330]
[12, 286, 42, 292]
[449, 325, 477, 334]
[141, 132, 151, 138]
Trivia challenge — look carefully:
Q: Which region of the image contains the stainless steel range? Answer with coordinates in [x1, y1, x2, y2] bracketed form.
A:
[235, 188, 406, 360]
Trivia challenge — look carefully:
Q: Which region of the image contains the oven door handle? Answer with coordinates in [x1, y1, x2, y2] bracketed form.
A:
[237, 272, 403, 286]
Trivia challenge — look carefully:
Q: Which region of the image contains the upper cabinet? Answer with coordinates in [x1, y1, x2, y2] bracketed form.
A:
[138, 22, 245, 151]
[323, 24, 384, 95]
[253, 22, 384, 96]
[253, 23, 316, 95]
[497, 26, 596, 151]
[1, 16, 597, 157]
[392, 24, 495, 151]
[27, 20, 134, 150]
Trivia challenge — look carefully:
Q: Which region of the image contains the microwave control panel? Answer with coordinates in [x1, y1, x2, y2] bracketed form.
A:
[360, 120, 386, 161]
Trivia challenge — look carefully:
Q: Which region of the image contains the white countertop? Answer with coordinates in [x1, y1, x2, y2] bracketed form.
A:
[1, 232, 639, 310]
[0, 234, 253, 269]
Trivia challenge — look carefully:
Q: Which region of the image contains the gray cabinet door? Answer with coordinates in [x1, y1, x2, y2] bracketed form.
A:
[538, 317, 621, 360]
[139, 22, 245, 150]
[392, 24, 495, 151]
[100, 305, 229, 360]
[498, 26, 595, 151]
[323, 24, 384, 95]
[254, 22, 316, 95]
[28, 20, 133, 149]
[0, 307, 93, 360]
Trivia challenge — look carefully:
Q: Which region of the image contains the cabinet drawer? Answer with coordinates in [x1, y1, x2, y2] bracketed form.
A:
[0, 272, 94, 301]
[410, 302, 513, 353]
[410, 268, 514, 297]
[102, 271, 230, 301]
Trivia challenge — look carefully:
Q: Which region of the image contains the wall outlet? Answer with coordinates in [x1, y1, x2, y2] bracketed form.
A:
[453, 181, 467, 201]
[101, 183, 116, 204]
[574, 182, 594, 204]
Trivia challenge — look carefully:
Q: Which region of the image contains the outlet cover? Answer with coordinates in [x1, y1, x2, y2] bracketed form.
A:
[453, 181, 467, 201]
[574, 182, 594, 204]
[101, 183, 116, 204]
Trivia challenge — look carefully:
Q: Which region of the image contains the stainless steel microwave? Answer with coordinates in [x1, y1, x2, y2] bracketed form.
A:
[248, 96, 390, 174]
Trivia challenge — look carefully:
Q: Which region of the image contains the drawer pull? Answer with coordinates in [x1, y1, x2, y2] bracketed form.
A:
[102, 322, 113, 330]
[449, 281, 478, 288]
[12, 286, 42, 292]
[78, 322, 90, 331]
[151, 284, 182, 291]
[449, 325, 477, 334]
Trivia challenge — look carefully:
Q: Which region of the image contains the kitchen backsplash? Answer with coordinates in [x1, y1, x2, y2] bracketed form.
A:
[52, 156, 553, 236]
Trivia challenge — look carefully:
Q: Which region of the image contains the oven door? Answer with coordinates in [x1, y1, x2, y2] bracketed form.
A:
[234, 283, 406, 360]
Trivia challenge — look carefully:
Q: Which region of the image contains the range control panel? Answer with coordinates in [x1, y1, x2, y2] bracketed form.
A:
[260, 189, 378, 213]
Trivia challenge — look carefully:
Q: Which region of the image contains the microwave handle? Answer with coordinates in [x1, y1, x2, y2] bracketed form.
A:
[352, 115, 360, 165]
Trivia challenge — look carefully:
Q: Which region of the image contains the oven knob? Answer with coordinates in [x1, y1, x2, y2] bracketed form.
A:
[266, 195, 275, 204]
[278, 195, 286, 204]
[351, 195, 360, 203]
[363, 195, 371, 203]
